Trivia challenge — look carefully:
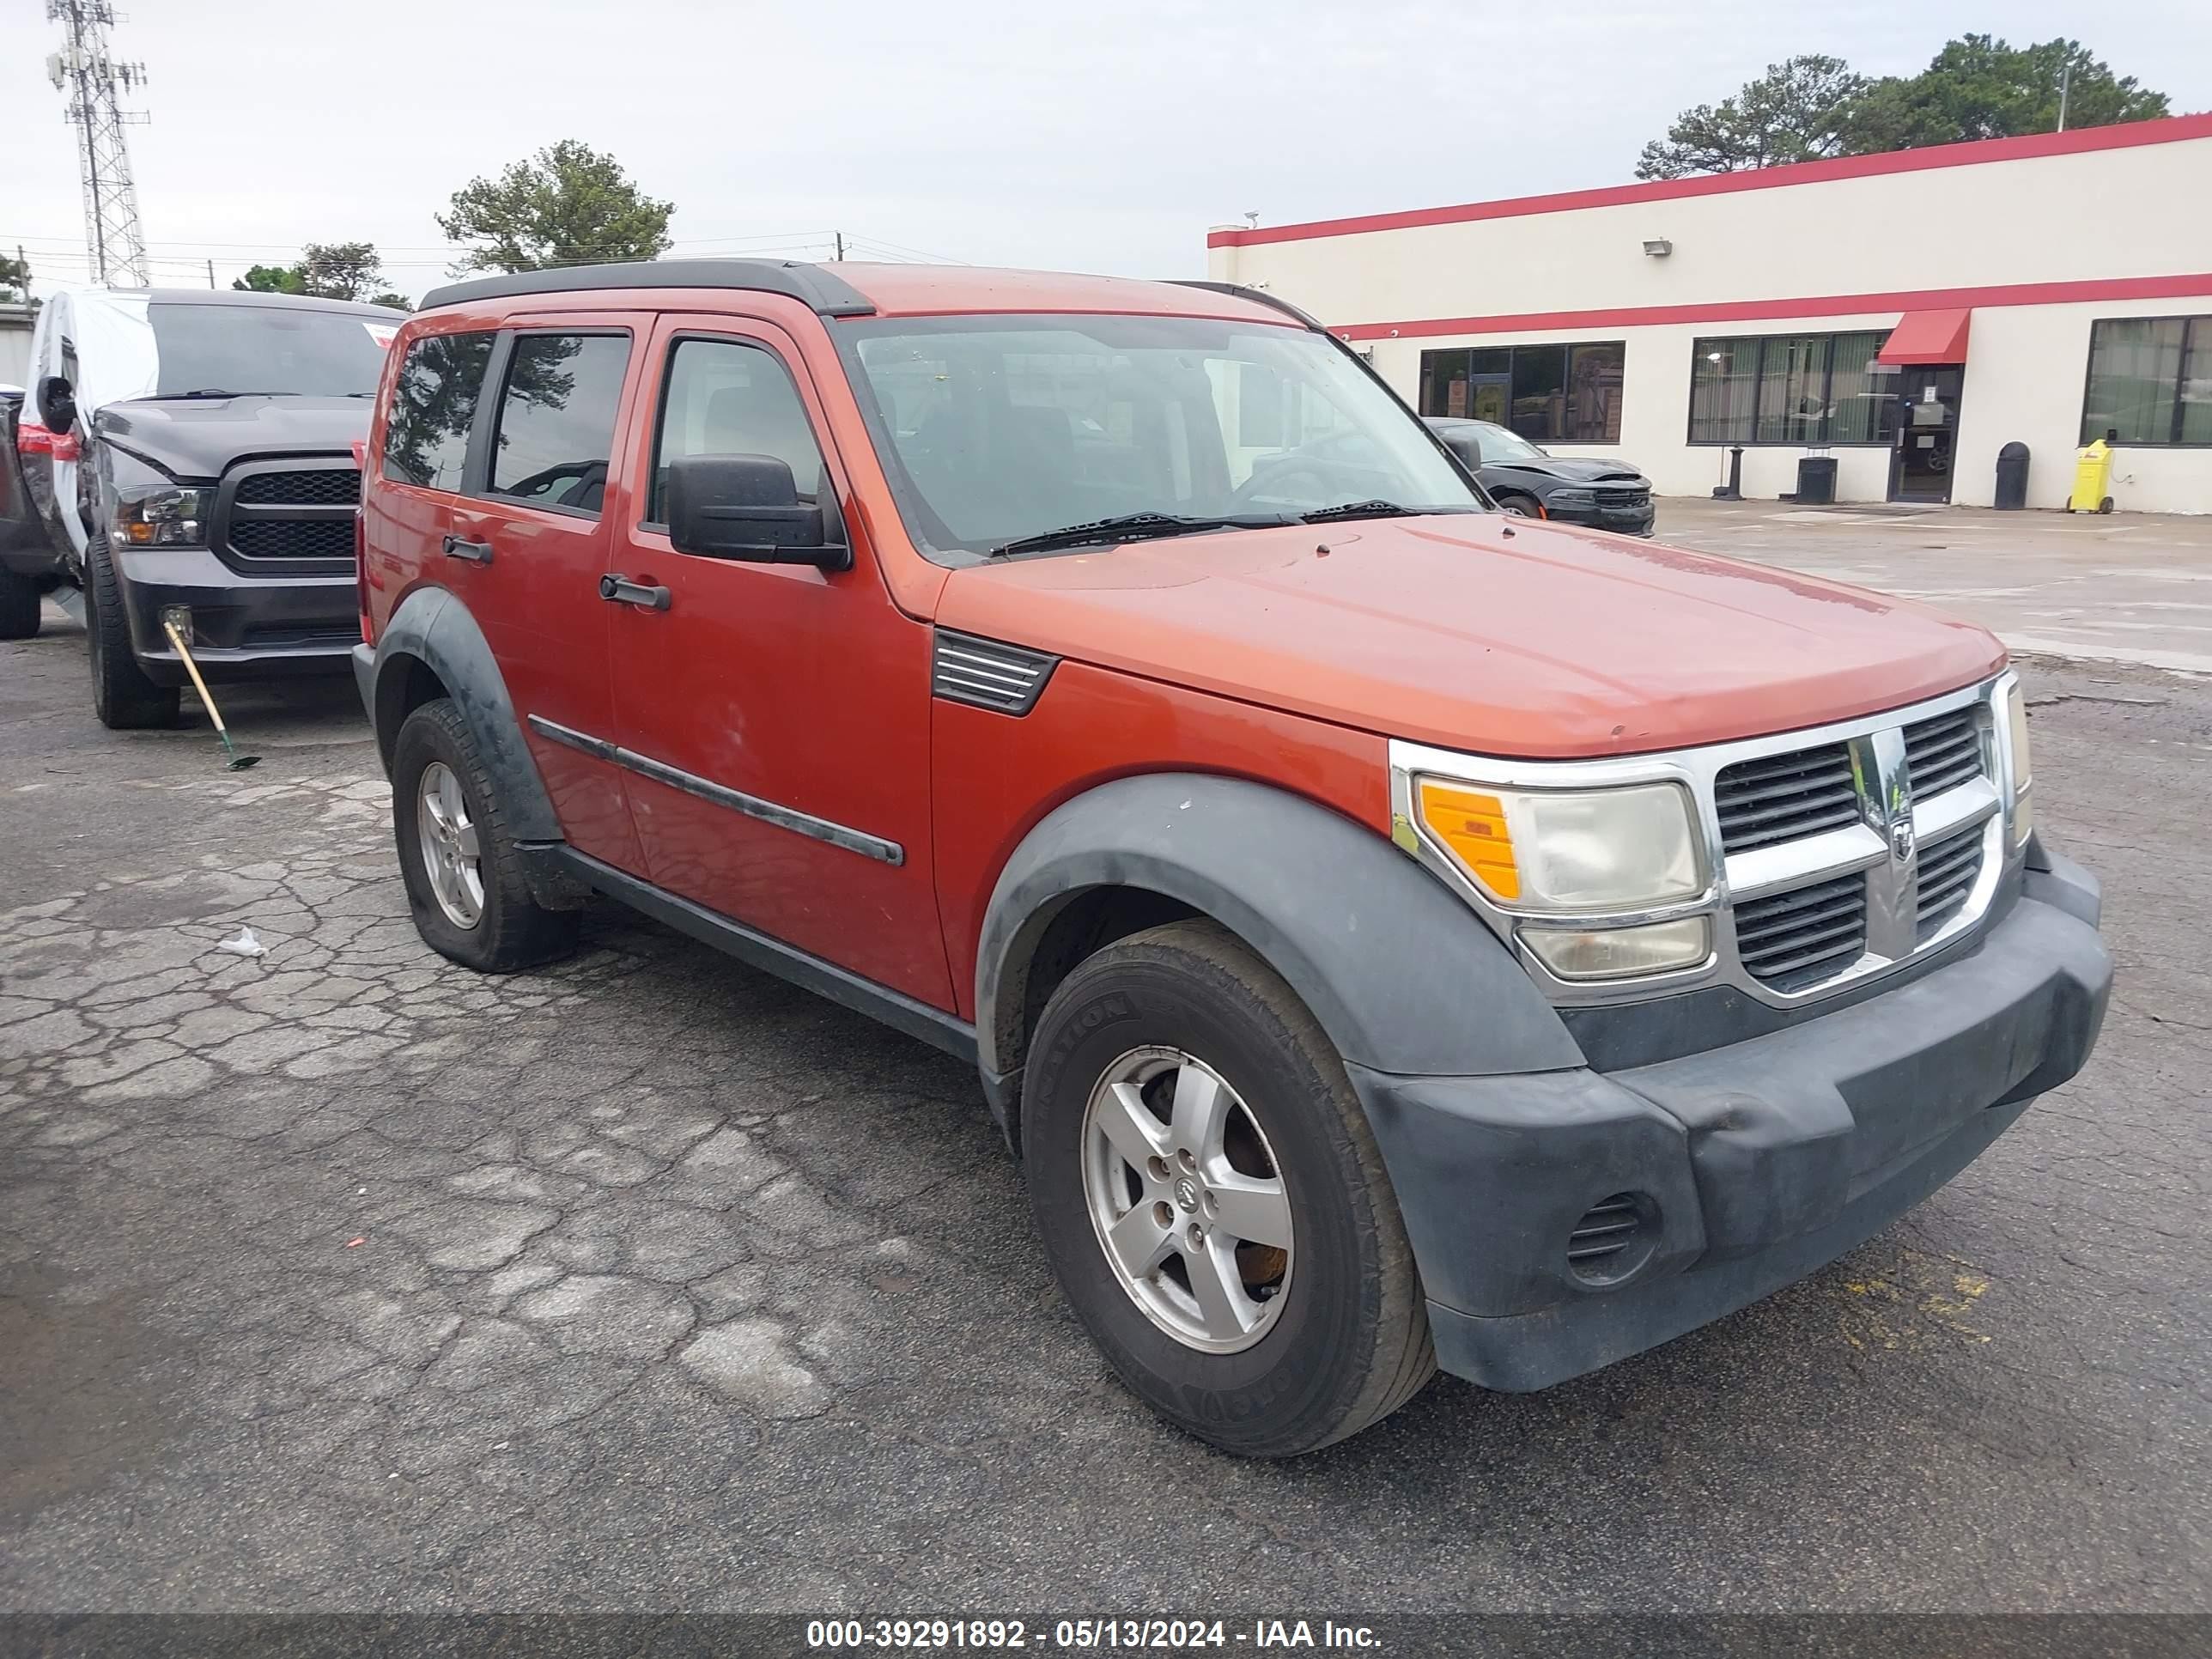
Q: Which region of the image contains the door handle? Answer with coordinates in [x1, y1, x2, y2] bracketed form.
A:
[443, 534, 493, 565]
[599, 574, 672, 611]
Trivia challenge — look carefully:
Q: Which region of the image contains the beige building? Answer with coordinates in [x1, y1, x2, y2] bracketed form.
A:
[1206, 115, 2212, 514]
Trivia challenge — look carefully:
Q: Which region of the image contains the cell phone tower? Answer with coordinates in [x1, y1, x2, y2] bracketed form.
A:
[45, 0, 151, 289]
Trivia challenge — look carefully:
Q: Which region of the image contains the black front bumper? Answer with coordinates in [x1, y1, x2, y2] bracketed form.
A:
[112, 544, 356, 684]
[1549, 500, 1656, 537]
[1351, 851, 2111, 1392]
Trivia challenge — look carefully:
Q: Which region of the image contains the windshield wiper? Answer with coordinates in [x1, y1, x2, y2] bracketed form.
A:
[1301, 500, 1475, 524]
[148, 388, 300, 400]
[988, 510, 1291, 558]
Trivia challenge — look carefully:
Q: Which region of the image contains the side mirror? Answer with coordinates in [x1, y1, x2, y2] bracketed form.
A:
[665, 453, 851, 571]
[35, 375, 76, 434]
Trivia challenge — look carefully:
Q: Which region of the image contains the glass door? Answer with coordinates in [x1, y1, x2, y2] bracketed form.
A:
[1889, 366, 1964, 503]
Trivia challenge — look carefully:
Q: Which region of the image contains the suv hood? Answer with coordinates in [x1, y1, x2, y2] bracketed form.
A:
[93, 394, 369, 480]
[1486, 456, 1646, 485]
[936, 515, 2004, 758]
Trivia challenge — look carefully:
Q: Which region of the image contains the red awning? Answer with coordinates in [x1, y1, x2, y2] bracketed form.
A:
[1877, 308, 1972, 364]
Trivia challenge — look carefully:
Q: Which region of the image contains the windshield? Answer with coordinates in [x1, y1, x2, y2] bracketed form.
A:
[838, 313, 1481, 558]
[1470, 421, 1548, 462]
[149, 302, 394, 398]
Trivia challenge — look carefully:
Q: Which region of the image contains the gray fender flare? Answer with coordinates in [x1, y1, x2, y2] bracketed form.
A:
[366, 586, 564, 848]
[975, 772, 1585, 1103]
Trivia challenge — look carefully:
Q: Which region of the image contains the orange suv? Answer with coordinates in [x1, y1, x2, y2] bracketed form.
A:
[354, 261, 2110, 1455]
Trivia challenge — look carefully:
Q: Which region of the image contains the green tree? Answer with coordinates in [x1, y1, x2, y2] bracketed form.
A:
[232, 243, 399, 303]
[368, 291, 413, 313]
[1841, 36, 2169, 152]
[1636, 55, 1868, 179]
[233, 262, 305, 295]
[435, 140, 674, 275]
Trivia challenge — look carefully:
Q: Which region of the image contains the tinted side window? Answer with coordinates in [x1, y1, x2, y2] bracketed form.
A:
[649, 338, 828, 526]
[487, 334, 631, 516]
[383, 330, 494, 491]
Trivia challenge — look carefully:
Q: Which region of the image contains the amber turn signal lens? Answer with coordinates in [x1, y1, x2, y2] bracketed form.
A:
[1416, 781, 1520, 900]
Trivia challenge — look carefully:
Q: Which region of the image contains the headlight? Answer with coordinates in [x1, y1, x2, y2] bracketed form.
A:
[1546, 488, 1596, 508]
[2002, 676, 2033, 848]
[112, 482, 210, 548]
[1414, 777, 1702, 911]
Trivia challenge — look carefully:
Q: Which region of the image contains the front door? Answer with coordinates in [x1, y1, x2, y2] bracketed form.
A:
[1889, 365, 1964, 504]
[600, 313, 951, 1010]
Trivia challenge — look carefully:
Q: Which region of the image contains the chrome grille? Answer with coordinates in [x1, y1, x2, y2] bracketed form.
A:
[1735, 870, 1868, 991]
[1916, 827, 1984, 940]
[1714, 740, 1857, 854]
[1904, 707, 1985, 797]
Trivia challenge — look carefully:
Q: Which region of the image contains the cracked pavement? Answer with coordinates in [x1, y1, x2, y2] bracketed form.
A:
[2, 605, 2208, 1613]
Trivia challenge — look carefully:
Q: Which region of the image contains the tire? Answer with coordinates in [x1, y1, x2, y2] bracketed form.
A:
[84, 538, 179, 729]
[1496, 494, 1540, 519]
[0, 567, 40, 641]
[1023, 920, 1435, 1457]
[2099, 496, 2114, 515]
[391, 697, 580, 973]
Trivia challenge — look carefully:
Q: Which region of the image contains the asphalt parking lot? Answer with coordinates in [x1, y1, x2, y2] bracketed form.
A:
[3, 532, 2209, 1613]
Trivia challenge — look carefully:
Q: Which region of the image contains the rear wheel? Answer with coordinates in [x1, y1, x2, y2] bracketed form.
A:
[85, 538, 179, 729]
[1023, 920, 1434, 1457]
[392, 697, 580, 973]
[0, 568, 40, 640]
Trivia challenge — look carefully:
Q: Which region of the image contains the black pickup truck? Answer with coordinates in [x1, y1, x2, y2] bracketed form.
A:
[6, 288, 401, 726]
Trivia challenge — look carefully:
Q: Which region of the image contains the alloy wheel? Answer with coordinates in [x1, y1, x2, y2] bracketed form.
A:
[415, 760, 485, 928]
[1079, 1047, 1294, 1352]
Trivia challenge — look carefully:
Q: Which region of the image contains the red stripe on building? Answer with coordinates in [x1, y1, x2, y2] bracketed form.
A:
[1329, 272, 2212, 343]
[1208, 113, 2212, 248]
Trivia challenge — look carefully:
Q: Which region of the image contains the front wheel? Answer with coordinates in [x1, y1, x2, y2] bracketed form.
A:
[1023, 921, 1435, 1457]
[1496, 495, 1539, 518]
[85, 538, 179, 729]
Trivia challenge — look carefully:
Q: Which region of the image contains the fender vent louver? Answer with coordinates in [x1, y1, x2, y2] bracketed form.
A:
[933, 632, 1057, 715]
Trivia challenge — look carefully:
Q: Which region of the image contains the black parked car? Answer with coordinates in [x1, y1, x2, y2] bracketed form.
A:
[18, 288, 401, 727]
[1, 386, 64, 639]
[1425, 417, 1655, 536]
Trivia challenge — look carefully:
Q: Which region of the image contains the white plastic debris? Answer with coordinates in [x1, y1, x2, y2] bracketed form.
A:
[214, 927, 265, 959]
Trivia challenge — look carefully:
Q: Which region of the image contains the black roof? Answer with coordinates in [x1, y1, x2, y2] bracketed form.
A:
[419, 259, 878, 318]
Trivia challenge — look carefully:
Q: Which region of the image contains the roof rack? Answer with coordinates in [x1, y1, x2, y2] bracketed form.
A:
[419, 259, 878, 319]
[1166, 280, 1325, 331]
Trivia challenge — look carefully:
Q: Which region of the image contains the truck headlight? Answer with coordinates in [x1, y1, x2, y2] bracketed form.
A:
[1546, 488, 1596, 509]
[1414, 777, 1703, 911]
[2002, 677, 2033, 848]
[112, 483, 210, 549]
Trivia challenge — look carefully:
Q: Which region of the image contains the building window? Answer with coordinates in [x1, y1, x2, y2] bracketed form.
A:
[2082, 317, 2212, 446]
[1688, 331, 1896, 446]
[1418, 342, 1624, 442]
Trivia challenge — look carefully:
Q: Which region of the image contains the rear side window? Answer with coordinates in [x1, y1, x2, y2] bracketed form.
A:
[487, 333, 632, 516]
[383, 330, 494, 491]
[648, 337, 829, 526]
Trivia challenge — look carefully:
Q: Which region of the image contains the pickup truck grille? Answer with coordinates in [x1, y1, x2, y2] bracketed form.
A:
[216, 459, 362, 574]
[1714, 741, 1858, 854]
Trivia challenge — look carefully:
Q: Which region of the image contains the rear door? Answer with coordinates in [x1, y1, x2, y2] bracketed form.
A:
[599, 313, 951, 1008]
[447, 314, 651, 875]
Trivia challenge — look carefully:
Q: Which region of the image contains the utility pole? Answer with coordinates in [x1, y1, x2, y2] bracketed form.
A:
[45, 0, 151, 288]
[2057, 59, 2072, 133]
[834, 231, 845, 262]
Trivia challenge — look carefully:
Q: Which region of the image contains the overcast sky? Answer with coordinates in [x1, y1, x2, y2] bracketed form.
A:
[4, 0, 2207, 301]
